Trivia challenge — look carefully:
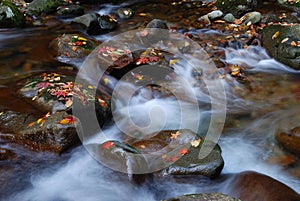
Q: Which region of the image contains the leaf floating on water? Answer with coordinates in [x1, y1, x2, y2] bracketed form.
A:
[272, 31, 280, 39]
[103, 77, 109, 85]
[169, 59, 179, 65]
[190, 139, 201, 147]
[170, 131, 181, 139]
[178, 148, 189, 155]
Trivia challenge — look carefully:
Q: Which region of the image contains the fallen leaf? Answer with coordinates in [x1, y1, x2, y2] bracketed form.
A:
[291, 41, 297, 46]
[65, 99, 73, 107]
[102, 141, 115, 150]
[28, 122, 35, 127]
[103, 77, 109, 85]
[59, 118, 69, 125]
[281, 37, 289, 43]
[190, 139, 201, 147]
[178, 147, 189, 155]
[272, 31, 280, 39]
[170, 131, 181, 139]
[169, 59, 179, 65]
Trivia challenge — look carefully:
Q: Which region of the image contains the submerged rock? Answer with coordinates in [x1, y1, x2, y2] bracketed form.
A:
[275, 126, 300, 156]
[72, 13, 118, 35]
[227, 171, 300, 201]
[215, 0, 258, 18]
[0, 0, 25, 28]
[0, 110, 78, 154]
[162, 193, 240, 201]
[261, 24, 300, 70]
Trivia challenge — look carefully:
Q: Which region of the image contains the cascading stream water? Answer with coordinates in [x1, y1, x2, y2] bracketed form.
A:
[6, 44, 300, 201]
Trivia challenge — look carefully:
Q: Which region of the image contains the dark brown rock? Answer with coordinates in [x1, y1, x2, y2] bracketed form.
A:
[227, 171, 300, 201]
[275, 126, 300, 156]
[162, 193, 240, 201]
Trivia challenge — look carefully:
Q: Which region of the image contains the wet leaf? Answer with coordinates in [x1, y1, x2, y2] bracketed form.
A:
[272, 31, 280, 39]
[28, 122, 35, 127]
[65, 99, 73, 107]
[178, 147, 189, 155]
[190, 139, 201, 147]
[170, 131, 181, 139]
[281, 38, 289, 43]
[291, 41, 297, 46]
[102, 141, 115, 150]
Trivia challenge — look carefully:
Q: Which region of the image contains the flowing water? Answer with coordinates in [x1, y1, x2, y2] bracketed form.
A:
[1, 1, 300, 201]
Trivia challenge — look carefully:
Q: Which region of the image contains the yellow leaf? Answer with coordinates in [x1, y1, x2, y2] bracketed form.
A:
[281, 38, 289, 43]
[78, 37, 87, 41]
[139, 13, 146, 16]
[88, 85, 94, 89]
[103, 77, 109, 85]
[190, 139, 201, 147]
[37, 118, 44, 124]
[291, 41, 297, 46]
[0, 112, 3, 116]
[169, 59, 179, 65]
[65, 99, 73, 108]
[59, 119, 70, 125]
[272, 31, 280, 39]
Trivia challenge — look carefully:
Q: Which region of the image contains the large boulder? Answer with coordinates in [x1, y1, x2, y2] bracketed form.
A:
[57, 5, 84, 16]
[261, 24, 300, 70]
[72, 13, 118, 35]
[0, 110, 78, 153]
[275, 126, 300, 156]
[28, 0, 60, 15]
[127, 129, 224, 178]
[18, 72, 111, 126]
[215, 0, 258, 18]
[162, 193, 240, 201]
[227, 171, 300, 201]
[0, 0, 25, 28]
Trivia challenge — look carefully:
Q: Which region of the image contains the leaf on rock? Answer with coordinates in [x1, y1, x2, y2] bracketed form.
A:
[178, 147, 189, 155]
[190, 139, 201, 147]
[170, 131, 181, 139]
[272, 31, 280, 40]
[102, 141, 115, 150]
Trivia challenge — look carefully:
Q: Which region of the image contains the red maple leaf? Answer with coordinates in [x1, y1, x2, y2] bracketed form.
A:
[54, 90, 68, 98]
[136, 57, 148, 65]
[36, 82, 50, 89]
[178, 148, 189, 155]
[75, 41, 83, 46]
[65, 116, 75, 124]
[148, 56, 159, 62]
[102, 141, 115, 150]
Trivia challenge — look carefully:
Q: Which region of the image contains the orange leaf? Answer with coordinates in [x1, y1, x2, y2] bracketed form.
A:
[59, 119, 70, 125]
[28, 122, 35, 127]
[178, 147, 189, 155]
[170, 131, 181, 139]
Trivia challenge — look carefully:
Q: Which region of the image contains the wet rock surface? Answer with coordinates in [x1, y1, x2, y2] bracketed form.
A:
[0, 0, 25, 28]
[0, 110, 78, 154]
[261, 24, 300, 70]
[226, 171, 300, 201]
[72, 13, 118, 35]
[276, 126, 300, 156]
[162, 193, 240, 201]
[215, 0, 258, 18]
[127, 129, 224, 178]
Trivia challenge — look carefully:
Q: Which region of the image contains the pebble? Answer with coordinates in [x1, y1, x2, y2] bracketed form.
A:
[207, 10, 223, 20]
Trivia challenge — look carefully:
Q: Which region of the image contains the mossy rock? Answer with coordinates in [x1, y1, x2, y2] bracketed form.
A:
[0, 0, 25, 28]
[28, 0, 60, 15]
